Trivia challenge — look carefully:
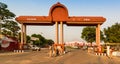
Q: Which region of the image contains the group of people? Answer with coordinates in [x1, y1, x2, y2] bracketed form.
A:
[49, 44, 65, 57]
[88, 45, 114, 59]
[94, 45, 114, 59]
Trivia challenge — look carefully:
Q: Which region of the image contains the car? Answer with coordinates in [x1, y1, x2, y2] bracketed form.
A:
[31, 45, 41, 51]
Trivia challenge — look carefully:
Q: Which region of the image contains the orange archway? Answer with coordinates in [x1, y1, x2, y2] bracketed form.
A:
[16, 2, 106, 49]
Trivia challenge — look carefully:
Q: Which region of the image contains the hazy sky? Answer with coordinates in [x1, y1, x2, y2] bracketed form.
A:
[1, 0, 120, 42]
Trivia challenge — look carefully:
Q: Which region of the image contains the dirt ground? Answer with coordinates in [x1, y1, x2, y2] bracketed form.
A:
[0, 48, 120, 64]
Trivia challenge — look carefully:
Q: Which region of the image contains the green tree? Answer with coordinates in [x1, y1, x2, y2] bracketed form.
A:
[104, 23, 120, 43]
[2, 20, 20, 37]
[31, 34, 45, 46]
[0, 2, 20, 38]
[26, 35, 31, 43]
[46, 39, 54, 45]
[81, 26, 104, 44]
[31, 34, 54, 47]
[0, 2, 15, 19]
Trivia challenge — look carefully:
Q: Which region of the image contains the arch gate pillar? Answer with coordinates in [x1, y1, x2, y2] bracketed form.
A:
[60, 21, 64, 44]
[55, 21, 59, 44]
[20, 24, 23, 50]
[96, 24, 101, 46]
[20, 23, 26, 50]
[55, 21, 64, 44]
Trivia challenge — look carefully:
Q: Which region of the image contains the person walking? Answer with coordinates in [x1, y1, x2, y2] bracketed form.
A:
[109, 47, 114, 59]
[49, 45, 53, 57]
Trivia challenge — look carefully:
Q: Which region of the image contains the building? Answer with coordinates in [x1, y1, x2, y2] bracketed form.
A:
[0, 35, 19, 51]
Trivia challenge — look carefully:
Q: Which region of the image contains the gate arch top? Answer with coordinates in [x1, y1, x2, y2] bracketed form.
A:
[16, 2, 106, 25]
[49, 2, 69, 21]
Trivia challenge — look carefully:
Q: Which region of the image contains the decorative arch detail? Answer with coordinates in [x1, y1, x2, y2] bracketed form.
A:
[49, 2, 69, 21]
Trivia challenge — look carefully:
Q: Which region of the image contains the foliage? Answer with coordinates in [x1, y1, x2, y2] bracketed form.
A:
[31, 34, 54, 47]
[31, 34, 44, 45]
[2, 20, 20, 37]
[0, 2, 20, 38]
[26, 35, 31, 43]
[104, 23, 120, 43]
[0, 2, 15, 19]
[45, 39, 54, 46]
[81, 26, 104, 43]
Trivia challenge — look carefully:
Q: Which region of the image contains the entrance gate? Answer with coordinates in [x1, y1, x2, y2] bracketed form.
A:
[16, 2, 106, 49]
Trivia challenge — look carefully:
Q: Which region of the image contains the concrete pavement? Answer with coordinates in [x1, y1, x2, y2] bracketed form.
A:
[0, 49, 120, 64]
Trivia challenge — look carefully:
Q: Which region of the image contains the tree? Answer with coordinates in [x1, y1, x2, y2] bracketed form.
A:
[81, 26, 104, 43]
[104, 23, 120, 43]
[0, 2, 15, 19]
[0, 2, 20, 38]
[31, 34, 54, 47]
[46, 39, 54, 46]
[31, 34, 45, 46]
[2, 20, 20, 37]
[26, 35, 31, 43]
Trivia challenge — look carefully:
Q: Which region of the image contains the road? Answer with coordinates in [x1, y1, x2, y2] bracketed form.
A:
[0, 48, 120, 64]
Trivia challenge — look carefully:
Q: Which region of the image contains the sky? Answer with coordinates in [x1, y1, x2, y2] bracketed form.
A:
[1, 0, 120, 42]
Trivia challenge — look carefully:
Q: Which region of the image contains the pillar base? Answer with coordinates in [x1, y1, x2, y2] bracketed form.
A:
[14, 50, 24, 53]
[19, 43, 23, 50]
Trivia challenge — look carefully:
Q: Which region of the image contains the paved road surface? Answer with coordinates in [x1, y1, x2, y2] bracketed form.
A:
[0, 49, 120, 64]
